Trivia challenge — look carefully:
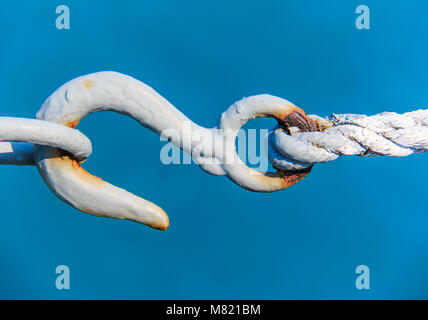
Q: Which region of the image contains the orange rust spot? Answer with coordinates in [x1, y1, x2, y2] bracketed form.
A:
[246, 168, 311, 192]
[278, 166, 312, 188]
[83, 80, 93, 89]
[70, 159, 82, 168]
[150, 216, 170, 231]
[273, 107, 301, 119]
[257, 166, 313, 190]
[276, 109, 317, 133]
[66, 119, 80, 128]
[48, 155, 104, 188]
[70, 159, 104, 186]
[255, 105, 316, 132]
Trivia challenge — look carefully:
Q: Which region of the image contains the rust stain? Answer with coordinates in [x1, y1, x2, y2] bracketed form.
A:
[151, 216, 170, 231]
[278, 166, 312, 188]
[83, 80, 93, 90]
[70, 159, 104, 186]
[276, 109, 317, 133]
[66, 119, 80, 128]
[255, 105, 317, 133]
[50, 155, 104, 188]
[258, 166, 312, 190]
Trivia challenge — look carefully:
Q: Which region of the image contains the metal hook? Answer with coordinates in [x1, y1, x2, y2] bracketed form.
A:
[33, 72, 314, 230]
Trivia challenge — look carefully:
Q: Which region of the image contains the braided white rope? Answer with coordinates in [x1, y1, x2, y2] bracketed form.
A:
[269, 110, 428, 170]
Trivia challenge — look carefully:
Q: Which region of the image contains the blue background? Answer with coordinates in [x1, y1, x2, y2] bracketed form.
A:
[0, 0, 427, 299]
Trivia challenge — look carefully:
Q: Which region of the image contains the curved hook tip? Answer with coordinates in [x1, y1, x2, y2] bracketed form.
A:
[35, 146, 171, 230]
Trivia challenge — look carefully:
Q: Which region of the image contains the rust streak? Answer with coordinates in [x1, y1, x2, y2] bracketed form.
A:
[276, 109, 317, 132]
[70, 159, 104, 187]
[50, 155, 105, 188]
[66, 119, 80, 128]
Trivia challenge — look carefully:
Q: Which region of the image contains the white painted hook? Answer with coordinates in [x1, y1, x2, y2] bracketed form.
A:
[34, 72, 314, 230]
